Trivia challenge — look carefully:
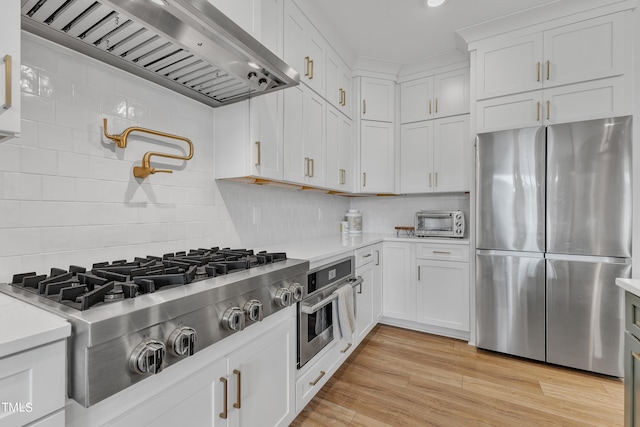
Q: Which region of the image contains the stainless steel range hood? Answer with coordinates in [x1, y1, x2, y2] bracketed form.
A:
[21, 0, 299, 107]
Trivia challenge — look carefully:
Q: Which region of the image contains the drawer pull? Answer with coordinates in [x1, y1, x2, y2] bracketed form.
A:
[2, 55, 11, 110]
[341, 343, 352, 353]
[362, 253, 372, 258]
[433, 251, 451, 255]
[309, 370, 326, 386]
[233, 369, 241, 409]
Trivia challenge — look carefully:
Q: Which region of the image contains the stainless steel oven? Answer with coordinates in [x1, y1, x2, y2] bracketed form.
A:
[297, 256, 361, 369]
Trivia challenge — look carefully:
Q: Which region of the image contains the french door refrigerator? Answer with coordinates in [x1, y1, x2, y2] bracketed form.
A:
[475, 116, 632, 377]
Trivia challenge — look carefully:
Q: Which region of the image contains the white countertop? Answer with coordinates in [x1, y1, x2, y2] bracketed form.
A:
[616, 278, 640, 298]
[259, 233, 470, 264]
[0, 293, 70, 358]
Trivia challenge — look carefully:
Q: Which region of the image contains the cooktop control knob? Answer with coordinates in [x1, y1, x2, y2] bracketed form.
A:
[129, 340, 166, 375]
[244, 299, 264, 322]
[222, 307, 246, 331]
[275, 288, 292, 307]
[168, 326, 197, 357]
[288, 283, 305, 302]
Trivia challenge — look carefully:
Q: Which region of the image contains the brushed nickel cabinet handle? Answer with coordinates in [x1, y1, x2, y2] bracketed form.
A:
[547, 100, 550, 121]
[429, 99, 432, 115]
[435, 98, 438, 114]
[219, 377, 228, 419]
[375, 250, 380, 265]
[309, 370, 326, 386]
[304, 56, 310, 77]
[547, 60, 550, 81]
[304, 157, 309, 176]
[429, 172, 432, 188]
[233, 369, 241, 409]
[363, 172, 367, 187]
[342, 89, 347, 106]
[418, 266, 421, 281]
[537, 62, 541, 82]
[433, 251, 451, 255]
[310, 158, 314, 177]
[255, 141, 261, 166]
[3, 55, 11, 110]
[310, 59, 314, 79]
[341, 343, 353, 353]
[435, 172, 438, 187]
[537, 102, 541, 122]
[363, 99, 366, 114]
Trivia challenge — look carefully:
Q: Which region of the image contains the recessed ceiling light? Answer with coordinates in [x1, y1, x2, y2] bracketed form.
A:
[426, 0, 446, 7]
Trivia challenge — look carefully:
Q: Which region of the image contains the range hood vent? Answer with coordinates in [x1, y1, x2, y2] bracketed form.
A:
[21, 0, 300, 107]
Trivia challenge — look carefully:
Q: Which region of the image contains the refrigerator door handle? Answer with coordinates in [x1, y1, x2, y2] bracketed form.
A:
[476, 249, 544, 258]
[545, 253, 631, 265]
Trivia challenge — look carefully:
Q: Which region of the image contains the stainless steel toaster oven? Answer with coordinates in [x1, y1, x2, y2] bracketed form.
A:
[415, 210, 465, 238]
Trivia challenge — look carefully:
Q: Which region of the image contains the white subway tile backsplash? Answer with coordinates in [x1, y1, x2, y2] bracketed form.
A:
[0, 201, 20, 228]
[4, 172, 42, 200]
[41, 226, 75, 253]
[42, 176, 76, 201]
[0, 143, 21, 172]
[58, 151, 90, 178]
[17, 119, 39, 148]
[21, 147, 58, 175]
[38, 122, 74, 152]
[0, 227, 41, 256]
[21, 93, 55, 124]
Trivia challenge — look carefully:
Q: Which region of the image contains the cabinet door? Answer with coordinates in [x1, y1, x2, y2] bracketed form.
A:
[544, 76, 629, 125]
[433, 115, 469, 193]
[434, 68, 470, 118]
[338, 114, 354, 192]
[476, 33, 543, 100]
[250, 92, 284, 180]
[382, 242, 414, 321]
[355, 261, 375, 343]
[304, 26, 326, 97]
[304, 87, 326, 187]
[476, 91, 543, 133]
[416, 260, 469, 332]
[0, 0, 20, 141]
[283, 85, 306, 183]
[400, 77, 433, 124]
[361, 78, 395, 122]
[625, 332, 640, 427]
[326, 105, 341, 190]
[372, 245, 383, 322]
[283, 0, 307, 86]
[360, 121, 394, 193]
[543, 13, 624, 89]
[326, 49, 352, 117]
[400, 121, 434, 194]
[229, 316, 296, 427]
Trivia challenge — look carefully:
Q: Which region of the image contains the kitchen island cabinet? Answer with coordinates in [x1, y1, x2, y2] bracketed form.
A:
[616, 279, 640, 427]
[0, 0, 20, 142]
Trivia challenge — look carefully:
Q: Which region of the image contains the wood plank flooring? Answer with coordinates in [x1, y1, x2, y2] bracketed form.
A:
[291, 325, 624, 427]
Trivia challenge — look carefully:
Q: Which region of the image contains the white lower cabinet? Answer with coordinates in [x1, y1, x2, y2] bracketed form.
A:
[416, 259, 470, 332]
[0, 340, 66, 427]
[355, 243, 383, 343]
[382, 242, 415, 321]
[382, 241, 470, 339]
[111, 312, 296, 427]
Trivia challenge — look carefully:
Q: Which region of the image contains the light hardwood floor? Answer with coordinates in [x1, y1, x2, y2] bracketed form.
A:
[291, 325, 624, 427]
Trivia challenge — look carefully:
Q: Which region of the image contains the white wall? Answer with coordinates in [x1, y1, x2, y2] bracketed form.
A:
[0, 33, 349, 280]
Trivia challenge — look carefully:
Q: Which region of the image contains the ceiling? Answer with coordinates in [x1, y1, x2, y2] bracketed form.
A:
[295, 0, 620, 65]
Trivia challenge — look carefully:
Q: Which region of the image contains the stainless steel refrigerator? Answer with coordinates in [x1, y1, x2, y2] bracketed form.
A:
[475, 116, 632, 377]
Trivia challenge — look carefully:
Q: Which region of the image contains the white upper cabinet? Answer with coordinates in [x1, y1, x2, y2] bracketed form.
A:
[284, 0, 327, 97]
[326, 48, 352, 118]
[360, 78, 394, 122]
[360, 121, 394, 193]
[284, 84, 326, 187]
[400, 115, 469, 194]
[401, 68, 469, 124]
[0, 0, 20, 142]
[476, 13, 625, 101]
[326, 105, 354, 192]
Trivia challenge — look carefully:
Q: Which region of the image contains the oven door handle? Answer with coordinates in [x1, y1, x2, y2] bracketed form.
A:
[300, 277, 364, 314]
[301, 293, 338, 314]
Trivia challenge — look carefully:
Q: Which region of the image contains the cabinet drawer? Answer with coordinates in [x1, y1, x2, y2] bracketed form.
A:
[296, 341, 341, 412]
[0, 340, 66, 427]
[355, 246, 375, 268]
[416, 243, 469, 261]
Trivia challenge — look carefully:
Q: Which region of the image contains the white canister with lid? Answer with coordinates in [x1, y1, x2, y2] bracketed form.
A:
[345, 209, 362, 234]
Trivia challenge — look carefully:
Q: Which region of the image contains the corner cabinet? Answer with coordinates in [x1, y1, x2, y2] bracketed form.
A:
[360, 78, 394, 123]
[0, 0, 20, 142]
[360, 121, 394, 193]
[400, 115, 470, 193]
